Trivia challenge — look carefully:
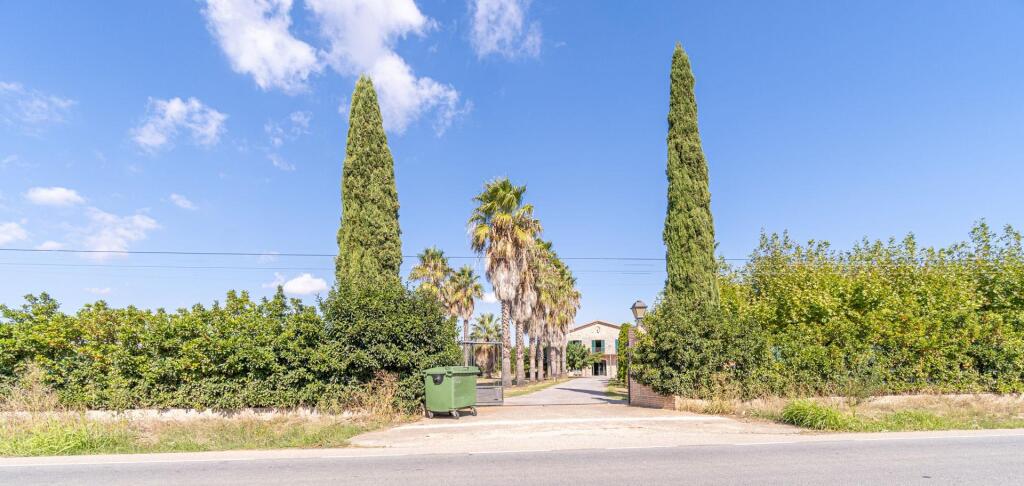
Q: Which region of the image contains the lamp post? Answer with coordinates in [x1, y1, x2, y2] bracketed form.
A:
[626, 299, 647, 406]
[630, 299, 648, 330]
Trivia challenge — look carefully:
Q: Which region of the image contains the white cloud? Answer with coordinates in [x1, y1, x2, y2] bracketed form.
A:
[1, 154, 18, 169]
[80, 208, 159, 259]
[202, 0, 322, 93]
[169, 193, 198, 210]
[264, 110, 311, 147]
[132, 97, 227, 152]
[203, 0, 467, 134]
[289, 110, 311, 129]
[307, 0, 468, 134]
[268, 153, 295, 171]
[25, 186, 85, 206]
[262, 272, 286, 288]
[283, 273, 329, 295]
[482, 291, 498, 304]
[84, 287, 112, 295]
[263, 272, 329, 295]
[470, 0, 542, 59]
[0, 81, 76, 132]
[0, 221, 28, 245]
[36, 240, 64, 250]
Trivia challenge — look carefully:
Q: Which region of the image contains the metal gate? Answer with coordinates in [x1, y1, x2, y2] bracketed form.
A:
[459, 340, 504, 406]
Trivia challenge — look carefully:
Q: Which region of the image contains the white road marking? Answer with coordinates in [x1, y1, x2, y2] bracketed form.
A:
[394, 416, 728, 430]
[4, 431, 1024, 468]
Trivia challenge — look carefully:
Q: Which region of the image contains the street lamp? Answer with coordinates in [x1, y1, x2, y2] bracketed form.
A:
[630, 300, 647, 329]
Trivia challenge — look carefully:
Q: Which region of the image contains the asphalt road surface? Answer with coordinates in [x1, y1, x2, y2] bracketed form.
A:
[3, 434, 1023, 485]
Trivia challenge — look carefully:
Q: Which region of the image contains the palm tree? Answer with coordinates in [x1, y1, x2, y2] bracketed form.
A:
[534, 247, 580, 379]
[446, 265, 483, 362]
[470, 313, 501, 376]
[532, 239, 557, 380]
[512, 249, 538, 384]
[469, 178, 541, 387]
[409, 247, 452, 303]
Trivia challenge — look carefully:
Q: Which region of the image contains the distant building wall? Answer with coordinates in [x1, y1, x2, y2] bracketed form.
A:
[567, 320, 621, 377]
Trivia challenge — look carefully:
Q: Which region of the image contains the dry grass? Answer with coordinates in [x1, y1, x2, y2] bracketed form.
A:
[0, 364, 64, 413]
[674, 393, 1024, 432]
[0, 369, 397, 457]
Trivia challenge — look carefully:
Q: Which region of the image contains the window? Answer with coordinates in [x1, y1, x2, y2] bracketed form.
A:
[591, 339, 605, 354]
[570, 340, 582, 347]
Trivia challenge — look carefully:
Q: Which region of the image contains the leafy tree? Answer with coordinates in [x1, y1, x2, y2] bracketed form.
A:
[566, 341, 600, 372]
[616, 323, 632, 383]
[335, 76, 402, 287]
[321, 281, 461, 408]
[663, 42, 719, 311]
[469, 178, 541, 386]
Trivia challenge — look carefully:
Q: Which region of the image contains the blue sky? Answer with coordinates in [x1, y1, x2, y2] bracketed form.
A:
[1, 1, 1022, 325]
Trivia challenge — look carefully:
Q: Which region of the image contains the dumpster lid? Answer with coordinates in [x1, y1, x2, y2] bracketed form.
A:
[423, 366, 480, 375]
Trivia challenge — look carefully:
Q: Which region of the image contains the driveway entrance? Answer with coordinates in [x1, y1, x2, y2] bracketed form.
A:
[504, 376, 624, 406]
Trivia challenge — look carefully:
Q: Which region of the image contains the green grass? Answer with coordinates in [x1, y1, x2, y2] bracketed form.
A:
[0, 416, 379, 457]
[777, 400, 1024, 432]
[505, 377, 571, 397]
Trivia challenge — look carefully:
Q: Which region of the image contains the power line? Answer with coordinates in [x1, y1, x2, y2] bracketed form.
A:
[0, 262, 329, 271]
[0, 247, 673, 261]
[0, 248, 1016, 267]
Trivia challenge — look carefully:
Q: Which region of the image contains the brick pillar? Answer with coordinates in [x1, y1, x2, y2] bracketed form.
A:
[626, 326, 674, 409]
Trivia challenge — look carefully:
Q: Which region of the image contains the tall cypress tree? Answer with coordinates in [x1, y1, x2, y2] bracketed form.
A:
[664, 43, 719, 310]
[336, 76, 402, 287]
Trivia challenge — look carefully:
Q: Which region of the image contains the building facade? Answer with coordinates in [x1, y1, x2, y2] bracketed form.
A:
[567, 320, 621, 377]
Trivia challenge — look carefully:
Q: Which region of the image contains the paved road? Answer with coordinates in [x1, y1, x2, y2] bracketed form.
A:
[504, 376, 624, 405]
[4, 434, 1024, 485]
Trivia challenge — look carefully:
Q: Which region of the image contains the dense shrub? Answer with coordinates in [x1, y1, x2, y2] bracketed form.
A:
[0, 283, 460, 411]
[633, 222, 1024, 399]
[320, 281, 461, 408]
[632, 302, 770, 399]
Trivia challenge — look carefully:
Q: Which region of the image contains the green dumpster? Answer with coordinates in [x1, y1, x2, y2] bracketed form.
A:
[423, 366, 479, 419]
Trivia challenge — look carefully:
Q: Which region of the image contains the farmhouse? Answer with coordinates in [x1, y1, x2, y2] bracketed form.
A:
[567, 320, 621, 377]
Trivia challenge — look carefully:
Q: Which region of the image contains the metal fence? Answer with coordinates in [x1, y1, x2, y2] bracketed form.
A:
[459, 340, 504, 406]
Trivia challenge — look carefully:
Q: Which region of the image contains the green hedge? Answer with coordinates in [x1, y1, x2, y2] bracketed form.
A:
[0, 283, 460, 411]
[633, 222, 1024, 398]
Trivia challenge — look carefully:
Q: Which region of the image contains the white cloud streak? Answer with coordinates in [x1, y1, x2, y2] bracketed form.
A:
[264, 110, 311, 147]
[81, 208, 159, 259]
[263, 272, 329, 295]
[0, 81, 76, 132]
[36, 241, 64, 250]
[169, 193, 198, 210]
[268, 153, 295, 171]
[0, 221, 28, 245]
[132, 97, 227, 152]
[25, 186, 86, 206]
[202, 0, 322, 93]
[470, 0, 542, 59]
